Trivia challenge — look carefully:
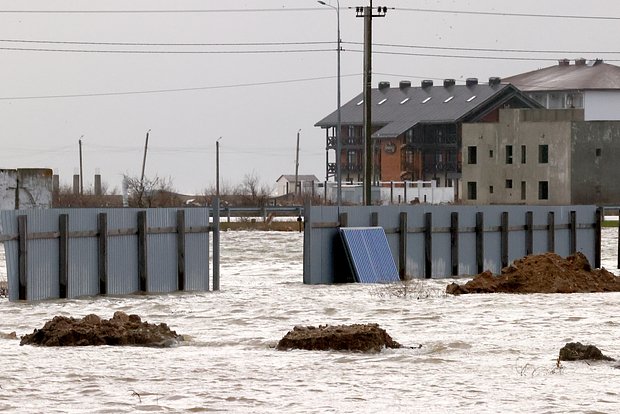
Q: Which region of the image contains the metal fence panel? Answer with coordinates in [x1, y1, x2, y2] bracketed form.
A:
[146, 209, 179, 293]
[106, 209, 140, 295]
[185, 208, 210, 291]
[0, 207, 214, 301]
[303, 204, 598, 284]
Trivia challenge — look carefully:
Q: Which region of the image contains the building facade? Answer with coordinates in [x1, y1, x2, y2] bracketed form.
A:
[462, 108, 620, 205]
[504, 59, 620, 121]
[315, 78, 540, 198]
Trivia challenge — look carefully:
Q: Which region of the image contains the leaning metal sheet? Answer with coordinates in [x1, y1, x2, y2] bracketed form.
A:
[339, 227, 400, 283]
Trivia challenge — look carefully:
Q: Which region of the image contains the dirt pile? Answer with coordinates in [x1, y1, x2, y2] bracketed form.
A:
[20, 311, 182, 347]
[446, 252, 620, 294]
[276, 323, 401, 352]
[559, 342, 615, 361]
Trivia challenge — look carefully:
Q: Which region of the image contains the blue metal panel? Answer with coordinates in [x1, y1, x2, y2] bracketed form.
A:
[339, 227, 400, 283]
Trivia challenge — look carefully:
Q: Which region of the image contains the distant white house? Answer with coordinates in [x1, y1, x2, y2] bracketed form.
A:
[504, 59, 620, 121]
[275, 174, 319, 196]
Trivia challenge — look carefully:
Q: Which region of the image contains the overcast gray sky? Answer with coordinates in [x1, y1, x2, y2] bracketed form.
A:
[1, 0, 619, 194]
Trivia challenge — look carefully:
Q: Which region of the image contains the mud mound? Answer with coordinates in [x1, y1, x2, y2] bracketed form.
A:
[276, 323, 401, 352]
[446, 252, 620, 294]
[20, 311, 182, 347]
[559, 342, 615, 361]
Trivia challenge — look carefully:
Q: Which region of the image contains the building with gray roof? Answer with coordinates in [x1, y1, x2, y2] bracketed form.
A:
[315, 78, 540, 196]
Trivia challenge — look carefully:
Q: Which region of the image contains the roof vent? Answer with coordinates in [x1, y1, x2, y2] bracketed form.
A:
[488, 77, 501, 86]
[466, 78, 478, 87]
[443, 79, 455, 88]
[378, 81, 390, 90]
[421, 79, 433, 88]
[399, 80, 411, 90]
[558, 59, 570, 66]
[575, 58, 586, 66]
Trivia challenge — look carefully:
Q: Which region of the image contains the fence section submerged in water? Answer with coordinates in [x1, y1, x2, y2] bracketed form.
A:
[303, 204, 600, 284]
[0, 206, 219, 302]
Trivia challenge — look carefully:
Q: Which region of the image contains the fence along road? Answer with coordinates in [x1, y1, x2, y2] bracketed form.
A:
[0, 205, 220, 302]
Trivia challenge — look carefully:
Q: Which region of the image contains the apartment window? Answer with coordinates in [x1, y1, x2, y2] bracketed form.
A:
[539, 144, 549, 163]
[538, 181, 549, 200]
[489, 185, 494, 194]
[467, 182, 477, 200]
[467, 146, 477, 164]
[596, 148, 602, 157]
[506, 145, 513, 164]
[348, 125, 356, 138]
[506, 179, 513, 189]
[489, 149, 494, 158]
[521, 181, 526, 200]
[521, 145, 527, 164]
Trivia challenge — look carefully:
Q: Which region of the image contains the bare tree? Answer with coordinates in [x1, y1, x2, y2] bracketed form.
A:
[123, 174, 180, 207]
[237, 171, 272, 206]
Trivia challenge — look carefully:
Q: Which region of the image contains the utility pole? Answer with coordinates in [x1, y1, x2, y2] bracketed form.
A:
[78, 135, 84, 195]
[356, 2, 387, 205]
[295, 129, 301, 196]
[139, 129, 151, 205]
[216, 137, 221, 197]
[318, 0, 342, 207]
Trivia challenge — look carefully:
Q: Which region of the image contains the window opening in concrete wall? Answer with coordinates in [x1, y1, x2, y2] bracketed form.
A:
[596, 148, 602, 157]
[489, 149, 494, 158]
[467, 146, 477, 164]
[539, 144, 549, 163]
[538, 181, 549, 200]
[506, 145, 513, 164]
[506, 179, 513, 189]
[467, 182, 477, 200]
[521, 181, 526, 200]
[521, 145, 527, 164]
[489, 185, 494, 194]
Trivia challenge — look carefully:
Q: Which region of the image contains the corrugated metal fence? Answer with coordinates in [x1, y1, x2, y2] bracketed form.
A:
[303, 204, 601, 284]
[0, 205, 220, 301]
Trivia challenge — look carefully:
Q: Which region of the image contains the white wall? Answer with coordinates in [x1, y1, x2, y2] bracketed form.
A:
[584, 91, 620, 121]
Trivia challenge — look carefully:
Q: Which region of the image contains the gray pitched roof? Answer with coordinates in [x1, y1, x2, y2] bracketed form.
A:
[315, 81, 539, 138]
[504, 60, 620, 91]
[276, 174, 319, 183]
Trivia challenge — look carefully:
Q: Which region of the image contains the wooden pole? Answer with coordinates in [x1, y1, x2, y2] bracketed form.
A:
[399, 211, 407, 279]
[475, 212, 484, 274]
[450, 212, 459, 276]
[137, 211, 148, 292]
[500, 212, 509, 268]
[177, 210, 186, 291]
[424, 212, 432, 279]
[17, 215, 27, 300]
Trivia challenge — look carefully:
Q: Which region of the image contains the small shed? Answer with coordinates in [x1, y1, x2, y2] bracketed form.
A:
[275, 174, 319, 196]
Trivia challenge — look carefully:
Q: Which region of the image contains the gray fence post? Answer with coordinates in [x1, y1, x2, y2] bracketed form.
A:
[59, 214, 69, 299]
[399, 212, 407, 279]
[424, 212, 432, 279]
[476, 212, 484, 274]
[371, 212, 379, 227]
[500, 212, 509, 268]
[339, 212, 348, 228]
[548, 211, 555, 253]
[98, 213, 108, 295]
[570, 210, 577, 254]
[525, 211, 533, 256]
[176, 210, 186, 291]
[17, 215, 27, 300]
[137, 211, 148, 292]
[213, 198, 221, 291]
[595, 207, 602, 269]
[450, 212, 459, 276]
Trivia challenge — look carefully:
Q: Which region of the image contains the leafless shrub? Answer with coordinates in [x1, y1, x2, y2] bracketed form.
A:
[515, 357, 564, 377]
[370, 279, 447, 300]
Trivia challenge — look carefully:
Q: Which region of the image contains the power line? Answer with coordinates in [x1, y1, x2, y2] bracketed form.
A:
[0, 45, 333, 54]
[345, 41, 620, 56]
[346, 48, 620, 62]
[0, 39, 334, 47]
[396, 7, 620, 21]
[0, 8, 324, 14]
[0, 73, 360, 101]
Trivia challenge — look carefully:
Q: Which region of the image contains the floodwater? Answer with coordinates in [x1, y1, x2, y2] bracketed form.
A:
[1, 229, 620, 413]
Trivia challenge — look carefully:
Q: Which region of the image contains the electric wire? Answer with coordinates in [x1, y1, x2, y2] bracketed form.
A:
[395, 7, 620, 21]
